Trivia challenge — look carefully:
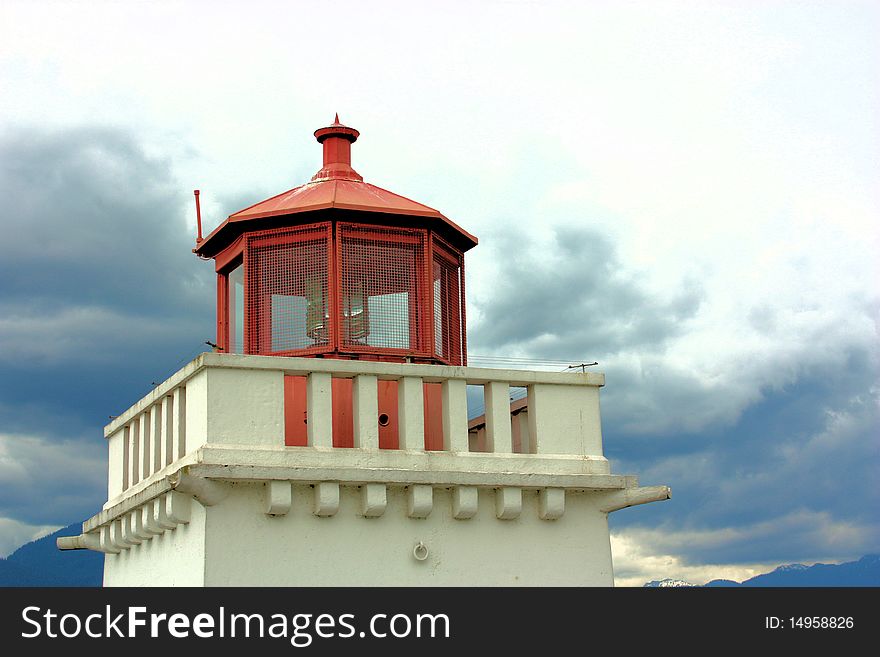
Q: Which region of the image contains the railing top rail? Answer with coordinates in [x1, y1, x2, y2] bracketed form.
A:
[209, 353, 604, 386]
[105, 352, 604, 437]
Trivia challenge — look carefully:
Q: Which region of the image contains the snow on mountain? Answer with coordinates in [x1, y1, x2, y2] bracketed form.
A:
[643, 578, 697, 587]
[648, 555, 880, 587]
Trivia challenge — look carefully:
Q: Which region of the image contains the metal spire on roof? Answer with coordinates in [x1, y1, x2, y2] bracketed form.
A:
[312, 115, 362, 182]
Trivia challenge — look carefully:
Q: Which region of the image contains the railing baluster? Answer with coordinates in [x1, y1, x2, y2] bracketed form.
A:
[130, 418, 140, 485]
[152, 403, 162, 473]
[140, 409, 151, 479]
[441, 378, 469, 452]
[397, 376, 425, 451]
[162, 394, 173, 466]
[174, 386, 186, 460]
[307, 372, 333, 447]
[352, 374, 379, 449]
[484, 380, 513, 453]
[121, 426, 130, 491]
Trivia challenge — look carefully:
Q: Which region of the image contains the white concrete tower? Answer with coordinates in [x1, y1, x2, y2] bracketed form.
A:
[59, 118, 670, 586]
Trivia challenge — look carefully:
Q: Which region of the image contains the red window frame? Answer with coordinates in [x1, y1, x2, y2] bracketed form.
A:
[336, 222, 430, 358]
[214, 236, 245, 353]
[431, 235, 466, 366]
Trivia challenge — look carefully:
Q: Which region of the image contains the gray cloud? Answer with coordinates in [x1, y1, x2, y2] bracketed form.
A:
[469, 225, 703, 359]
[616, 507, 877, 574]
[0, 432, 105, 526]
[608, 355, 880, 565]
[0, 124, 214, 394]
[0, 125, 212, 315]
[0, 126, 216, 544]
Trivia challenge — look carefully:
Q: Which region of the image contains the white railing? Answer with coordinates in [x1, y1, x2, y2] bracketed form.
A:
[107, 385, 186, 498]
[104, 353, 606, 501]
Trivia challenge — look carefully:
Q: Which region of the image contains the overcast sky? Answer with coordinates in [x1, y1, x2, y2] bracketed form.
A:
[1, 0, 877, 586]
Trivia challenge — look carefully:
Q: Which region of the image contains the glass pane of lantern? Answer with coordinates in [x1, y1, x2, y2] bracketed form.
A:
[271, 295, 310, 351]
[433, 245, 463, 364]
[340, 225, 425, 352]
[228, 263, 244, 353]
[366, 292, 410, 349]
[247, 226, 330, 355]
[433, 263, 442, 356]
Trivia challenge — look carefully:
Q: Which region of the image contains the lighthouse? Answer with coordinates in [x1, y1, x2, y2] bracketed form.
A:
[59, 117, 670, 586]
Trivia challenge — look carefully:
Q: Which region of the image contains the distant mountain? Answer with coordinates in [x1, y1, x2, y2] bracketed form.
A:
[0, 523, 103, 587]
[643, 555, 880, 587]
[705, 555, 880, 587]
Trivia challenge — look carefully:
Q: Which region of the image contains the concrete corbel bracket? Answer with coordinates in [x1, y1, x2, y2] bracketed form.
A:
[265, 480, 292, 516]
[452, 486, 478, 519]
[164, 491, 192, 526]
[539, 488, 565, 520]
[495, 487, 522, 520]
[131, 509, 152, 541]
[142, 501, 165, 536]
[313, 482, 340, 517]
[100, 525, 121, 554]
[154, 495, 179, 530]
[167, 469, 229, 507]
[121, 513, 143, 546]
[110, 518, 134, 550]
[361, 483, 387, 518]
[407, 484, 433, 518]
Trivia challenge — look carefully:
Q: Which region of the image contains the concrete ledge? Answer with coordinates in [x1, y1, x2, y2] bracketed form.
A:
[83, 445, 644, 533]
[198, 444, 611, 476]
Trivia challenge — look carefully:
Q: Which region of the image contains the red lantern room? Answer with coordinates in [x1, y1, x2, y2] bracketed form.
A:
[194, 116, 477, 366]
[194, 117, 478, 450]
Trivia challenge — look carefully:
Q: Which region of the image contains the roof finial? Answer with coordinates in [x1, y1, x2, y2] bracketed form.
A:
[312, 116, 362, 182]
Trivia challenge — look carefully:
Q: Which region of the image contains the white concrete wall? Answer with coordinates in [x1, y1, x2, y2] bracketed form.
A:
[84, 354, 664, 588]
[528, 384, 603, 456]
[205, 367, 284, 446]
[103, 501, 207, 586]
[201, 483, 614, 586]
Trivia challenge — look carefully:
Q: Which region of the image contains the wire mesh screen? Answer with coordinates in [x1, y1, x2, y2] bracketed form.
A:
[339, 223, 426, 353]
[246, 223, 331, 355]
[432, 238, 465, 365]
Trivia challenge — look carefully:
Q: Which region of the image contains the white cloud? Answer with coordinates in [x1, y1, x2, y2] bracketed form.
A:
[611, 507, 875, 586]
[610, 507, 873, 587]
[610, 531, 780, 587]
[0, 432, 105, 532]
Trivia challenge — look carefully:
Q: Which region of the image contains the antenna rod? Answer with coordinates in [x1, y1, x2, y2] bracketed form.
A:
[194, 189, 203, 243]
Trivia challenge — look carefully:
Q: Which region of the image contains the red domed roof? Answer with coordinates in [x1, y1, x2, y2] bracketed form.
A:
[194, 117, 477, 258]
